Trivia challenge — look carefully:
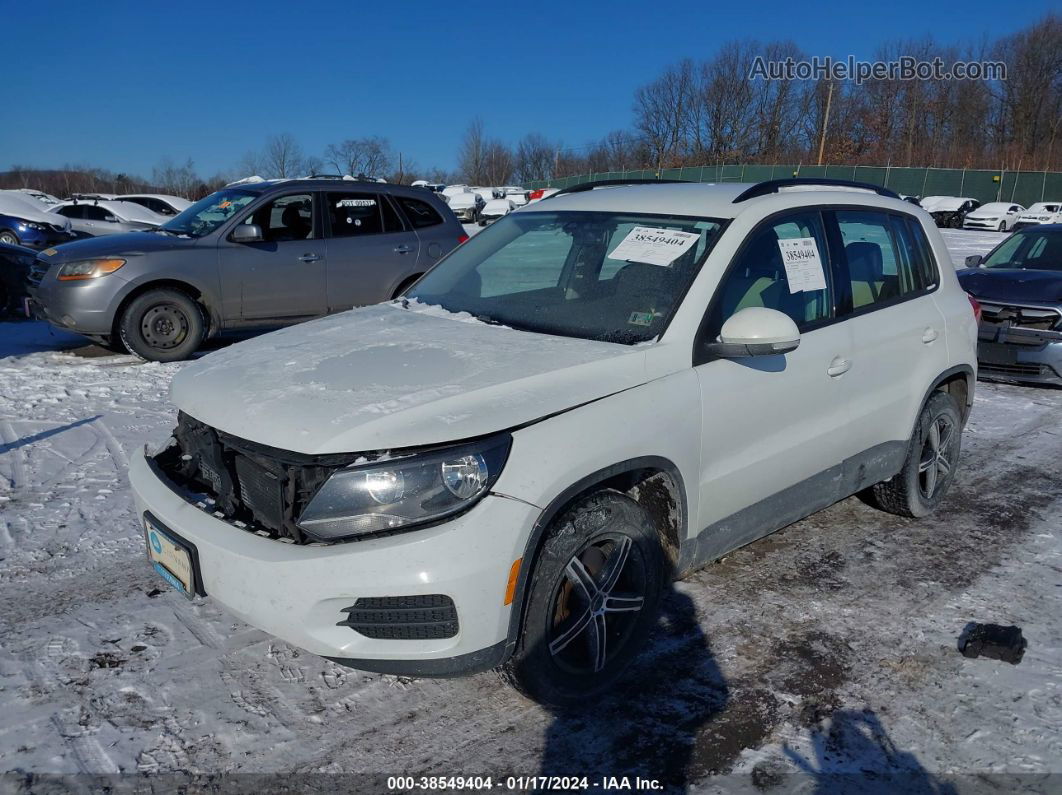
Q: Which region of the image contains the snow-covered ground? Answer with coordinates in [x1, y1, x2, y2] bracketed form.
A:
[1, 229, 1059, 791]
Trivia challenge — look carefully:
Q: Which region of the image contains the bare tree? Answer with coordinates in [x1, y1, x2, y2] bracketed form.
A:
[262, 133, 304, 179]
[324, 136, 393, 178]
[514, 133, 558, 182]
[458, 119, 489, 184]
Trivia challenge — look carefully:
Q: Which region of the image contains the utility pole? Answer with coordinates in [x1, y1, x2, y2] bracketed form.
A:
[817, 80, 834, 167]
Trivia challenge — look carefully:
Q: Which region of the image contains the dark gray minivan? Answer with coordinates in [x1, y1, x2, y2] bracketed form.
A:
[29, 179, 466, 361]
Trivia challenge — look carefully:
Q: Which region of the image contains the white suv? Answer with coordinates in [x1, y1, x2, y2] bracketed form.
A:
[130, 178, 978, 706]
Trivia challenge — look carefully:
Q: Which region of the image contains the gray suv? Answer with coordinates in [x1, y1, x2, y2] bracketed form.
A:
[29, 179, 466, 361]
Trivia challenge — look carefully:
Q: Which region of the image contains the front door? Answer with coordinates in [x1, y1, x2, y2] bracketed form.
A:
[693, 210, 853, 557]
[322, 190, 420, 309]
[220, 192, 328, 322]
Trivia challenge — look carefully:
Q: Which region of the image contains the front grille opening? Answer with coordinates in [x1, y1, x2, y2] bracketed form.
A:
[338, 595, 459, 640]
[981, 362, 1053, 378]
[153, 412, 365, 544]
[980, 304, 1061, 332]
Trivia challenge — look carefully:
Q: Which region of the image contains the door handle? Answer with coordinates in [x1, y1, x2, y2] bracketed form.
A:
[827, 356, 852, 377]
[922, 327, 939, 344]
[298, 253, 321, 263]
[394, 244, 414, 254]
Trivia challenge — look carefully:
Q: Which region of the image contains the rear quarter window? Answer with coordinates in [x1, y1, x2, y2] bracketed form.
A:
[397, 197, 444, 229]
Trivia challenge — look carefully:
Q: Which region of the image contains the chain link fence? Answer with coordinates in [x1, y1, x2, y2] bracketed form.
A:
[525, 165, 1062, 207]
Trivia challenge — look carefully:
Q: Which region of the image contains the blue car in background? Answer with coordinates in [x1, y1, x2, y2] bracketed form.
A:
[0, 192, 76, 249]
[958, 224, 1062, 386]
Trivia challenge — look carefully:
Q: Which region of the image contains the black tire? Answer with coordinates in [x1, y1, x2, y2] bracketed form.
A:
[0, 230, 19, 246]
[118, 288, 205, 362]
[998, 221, 1006, 232]
[865, 391, 962, 518]
[501, 490, 668, 708]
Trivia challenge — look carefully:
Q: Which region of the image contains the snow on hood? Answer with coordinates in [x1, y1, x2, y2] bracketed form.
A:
[0, 191, 71, 228]
[448, 193, 479, 208]
[169, 302, 649, 454]
[966, 203, 1015, 218]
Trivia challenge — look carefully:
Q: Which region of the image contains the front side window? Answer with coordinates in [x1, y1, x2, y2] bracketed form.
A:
[162, 189, 257, 237]
[83, 206, 113, 222]
[706, 211, 833, 336]
[326, 192, 403, 237]
[983, 230, 1062, 272]
[242, 193, 314, 242]
[407, 211, 724, 344]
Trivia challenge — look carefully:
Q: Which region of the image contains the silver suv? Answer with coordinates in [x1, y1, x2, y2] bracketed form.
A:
[28, 179, 466, 361]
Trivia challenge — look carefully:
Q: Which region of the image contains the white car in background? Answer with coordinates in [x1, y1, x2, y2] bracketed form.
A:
[504, 188, 530, 207]
[962, 202, 1025, 232]
[1012, 202, 1062, 231]
[130, 178, 976, 706]
[441, 185, 471, 200]
[471, 187, 502, 204]
[919, 196, 980, 228]
[479, 198, 516, 225]
[447, 191, 484, 223]
[115, 193, 193, 217]
[50, 199, 168, 238]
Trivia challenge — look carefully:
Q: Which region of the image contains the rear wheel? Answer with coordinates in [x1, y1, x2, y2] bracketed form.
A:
[865, 391, 962, 518]
[502, 491, 667, 707]
[118, 288, 205, 362]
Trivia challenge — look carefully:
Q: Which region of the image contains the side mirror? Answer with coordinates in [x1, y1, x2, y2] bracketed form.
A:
[965, 254, 983, 268]
[231, 223, 263, 243]
[705, 307, 801, 358]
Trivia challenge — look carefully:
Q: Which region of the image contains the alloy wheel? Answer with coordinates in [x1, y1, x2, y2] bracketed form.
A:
[547, 534, 647, 675]
[918, 415, 956, 499]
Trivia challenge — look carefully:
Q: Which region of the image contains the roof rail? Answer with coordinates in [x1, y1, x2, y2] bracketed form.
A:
[545, 178, 690, 199]
[732, 178, 900, 203]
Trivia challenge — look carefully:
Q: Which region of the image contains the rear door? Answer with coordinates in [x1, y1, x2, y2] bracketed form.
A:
[220, 192, 328, 322]
[829, 209, 949, 460]
[322, 191, 420, 309]
[393, 194, 457, 276]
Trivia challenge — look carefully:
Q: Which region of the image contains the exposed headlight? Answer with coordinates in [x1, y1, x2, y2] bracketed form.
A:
[56, 258, 126, 281]
[296, 434, 512, 541]
[18, 221, 45, 232]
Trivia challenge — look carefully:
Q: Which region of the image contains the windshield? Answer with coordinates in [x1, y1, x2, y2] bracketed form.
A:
[983, 230, 1062, 271]
[406, 210, 725, 344]
[160, 189, 257, 237]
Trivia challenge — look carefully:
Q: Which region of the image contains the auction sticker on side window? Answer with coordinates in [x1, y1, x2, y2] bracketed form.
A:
[608, 226, 700, 267]
[144, 515, 197, 598]
[777, 237, 827, 292]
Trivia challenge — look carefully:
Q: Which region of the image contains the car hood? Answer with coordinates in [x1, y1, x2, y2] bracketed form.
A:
[169, 302, 651, 455]
[958, 268, 1062, 304]
[38, 230, 197, 261]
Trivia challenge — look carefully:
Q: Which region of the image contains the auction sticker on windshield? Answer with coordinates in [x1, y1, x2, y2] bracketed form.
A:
[608, 226, 700, 266]
[777, 237, 827, 292]
[144, 516, 196, 598]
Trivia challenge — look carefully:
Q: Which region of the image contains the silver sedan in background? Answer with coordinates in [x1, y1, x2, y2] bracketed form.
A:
[50, 199, 168, 238]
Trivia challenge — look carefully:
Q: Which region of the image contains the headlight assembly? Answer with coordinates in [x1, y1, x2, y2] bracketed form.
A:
[57, 258, 126, 281]
[296, 434, 512, 541]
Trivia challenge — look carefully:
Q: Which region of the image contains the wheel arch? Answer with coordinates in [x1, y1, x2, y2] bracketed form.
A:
[391, 272, 425, 300]
[111, 278, 218, 339]
[500, 455, 688, 663]
[925, 364, 975, 427]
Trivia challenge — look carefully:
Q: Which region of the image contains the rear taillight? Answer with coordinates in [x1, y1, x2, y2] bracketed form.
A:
[457, 234, 469, 245]
[968, 294, 982, 323]
[529, 189, 545, 200]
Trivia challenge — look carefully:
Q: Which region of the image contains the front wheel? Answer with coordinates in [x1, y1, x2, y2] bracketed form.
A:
[865, 391, 962, 518]
[118, 288, 205, 362]
[501, 491, 667, 708]
[0, 230, 19, 246]
[998, 221, 1007, 232]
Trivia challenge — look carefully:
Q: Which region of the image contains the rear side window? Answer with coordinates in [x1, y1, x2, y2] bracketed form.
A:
[327, 193, 404, 237]
[397, 197, 443, 229]
[57, 205, 83, 219]
[902, 217, 939, 289]
[83, 206, 113, 221]
[836, 210, 928, 310]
